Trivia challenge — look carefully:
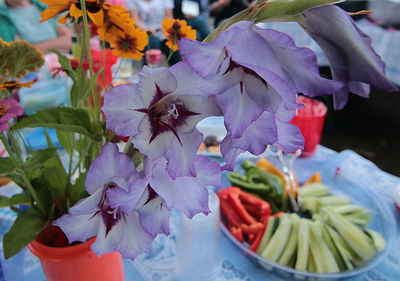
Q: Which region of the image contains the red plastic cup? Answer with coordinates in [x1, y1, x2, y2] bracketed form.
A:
[146, 49, 162, 65]
[290, 96, 327, 157]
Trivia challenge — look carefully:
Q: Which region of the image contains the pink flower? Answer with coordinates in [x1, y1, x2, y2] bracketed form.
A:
[0, 99, 24, 133]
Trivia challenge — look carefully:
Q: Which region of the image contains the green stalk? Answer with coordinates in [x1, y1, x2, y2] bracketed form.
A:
[80, 0, 100, 123]
[17, 168, 46, 215]
[6, 130, 21, 160]
[0, 133, 19, 165]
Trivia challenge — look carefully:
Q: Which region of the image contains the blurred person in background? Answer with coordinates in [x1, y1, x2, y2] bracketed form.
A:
[173, 0, 211, 41]
[210, 0, 254, 28]
[0, 0, 72, 54]
[127, 0, 181, 65]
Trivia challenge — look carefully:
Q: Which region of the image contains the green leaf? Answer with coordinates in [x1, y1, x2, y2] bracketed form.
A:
[70, 70, 102, 107]
[23, 148, 58, 173]
[70, 78, 90, 107]
[12, 107, 103, 141]
[0, 157, 14, 174]
[0, 194, 30, 208]
[56, 130, 74, 154]
[42, 157, 68, 197]
[254, 0, 343, 22]
[0, 40, 44, 79]
[48, 49, 76, 81]
[3, 208, 48, 259]
[69, 172, 88, 206]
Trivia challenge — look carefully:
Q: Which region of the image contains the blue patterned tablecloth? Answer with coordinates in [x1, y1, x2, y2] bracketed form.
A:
[0, 146, 399, 281]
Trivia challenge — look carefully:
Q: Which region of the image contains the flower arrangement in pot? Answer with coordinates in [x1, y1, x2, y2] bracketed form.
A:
[0, 0, 397, 280]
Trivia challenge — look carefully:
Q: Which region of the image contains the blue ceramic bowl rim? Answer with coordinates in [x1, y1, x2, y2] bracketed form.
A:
[219, 168, 397, 280]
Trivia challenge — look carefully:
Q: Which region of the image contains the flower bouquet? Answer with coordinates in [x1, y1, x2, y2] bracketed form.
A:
[0, 0, 397, 279]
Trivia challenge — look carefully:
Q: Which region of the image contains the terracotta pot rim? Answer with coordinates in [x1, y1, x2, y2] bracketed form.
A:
[28, 237, 97, 261]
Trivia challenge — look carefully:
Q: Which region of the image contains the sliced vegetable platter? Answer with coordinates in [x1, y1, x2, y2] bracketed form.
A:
[218, 157, 397, 280]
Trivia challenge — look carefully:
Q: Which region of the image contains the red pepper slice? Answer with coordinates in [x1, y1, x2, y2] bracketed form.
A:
[240, 222, 263, 235]
[249, 216, 269, 252]
[238, 191, 271, 217]
[230, 226, 244, 242]
[242, 203, 262, 219]
[219, 196, 246, 228]
[227, 189, 257, 225]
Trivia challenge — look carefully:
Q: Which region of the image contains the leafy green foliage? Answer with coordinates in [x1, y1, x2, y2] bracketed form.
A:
[3, 208, 48, 259]
[12, 107, 103, 141]
[0, 39, 44, 79]
[56, 131, 74, 154]
[0, 194, 30, 208]
[48, 49, 77, 81]
[23, 148, 58, 173]
[0, 157, 14, 174]
[254, 0, 342, 22]
[69, 172, 88, 207]
[42, 157, 68, 200]
[70, 77, 91, 107]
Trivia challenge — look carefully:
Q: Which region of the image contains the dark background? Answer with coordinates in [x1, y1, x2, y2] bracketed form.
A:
[318, 78, 400, 177]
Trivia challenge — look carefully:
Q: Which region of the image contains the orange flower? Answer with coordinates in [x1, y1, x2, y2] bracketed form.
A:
[97, 3, 135, 43]
[108, 27, 148, 60]
[39, 0, 74, 23]
[39, 0, 106, 26]
[162, 18, 196, 51]
[0, 80, 36, 91]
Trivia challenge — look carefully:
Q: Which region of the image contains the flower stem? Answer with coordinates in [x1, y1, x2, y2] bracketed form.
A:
[0, 132, 19, 165]
[18, 168, 46, 215]
[80, 0, 100, 123]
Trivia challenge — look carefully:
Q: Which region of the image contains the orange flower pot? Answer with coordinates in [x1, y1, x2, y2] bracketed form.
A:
[28, 237, 125, 281]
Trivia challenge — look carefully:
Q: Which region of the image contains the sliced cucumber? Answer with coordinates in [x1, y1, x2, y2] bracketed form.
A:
[295, 218, 310, 271]
[256, 216, 279, 255]
[261, 214, 292, 262]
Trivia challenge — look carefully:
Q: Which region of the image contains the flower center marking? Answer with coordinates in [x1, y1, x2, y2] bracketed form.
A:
[136, 83, 200, 146]
[97, 182, 122, 235]
[167, 103, 179, 119]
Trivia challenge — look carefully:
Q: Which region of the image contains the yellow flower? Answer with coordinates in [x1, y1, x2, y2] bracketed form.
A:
[97, 3, 135, 42]
[39, 0, 74, 23]
[109, 27, 148, 60]
[162, 18, 196, 51]
[0, 80, 36, 91]
[40, 0, 106, 26]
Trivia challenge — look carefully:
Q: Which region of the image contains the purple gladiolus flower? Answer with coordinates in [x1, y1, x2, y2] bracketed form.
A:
[0, 98, 24, 132]
[102, 63, 221, 179]
[179, 21, 334, 167]
[107, 155, 222, 238]
[301, 5, 398, 109]
[54, 143, 153, 259]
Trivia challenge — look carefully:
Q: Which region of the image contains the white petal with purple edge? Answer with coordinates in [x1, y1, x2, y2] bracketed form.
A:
[91, 212, 153, 259]
[136, 192, 171, 237]
[302, 5, 397, 108]
[165, 130, 203, 179]
[106, 178, 149, 215]
[133, 116, 174, 160]
[102, 84, 145, 137]
[242, 73, 282, 114]
[275, 118, 304, 153]
[253, 26, 344, 97]
[85, 143, 137, 194]
[177, 95, 221, 133]
[229, 111, 278, 155]
[220, 138, 245, 171]
[195, 155, 222, 187]
[149, 159, 210, 218]
[178, 24, 240, 78]
[137, 66, 177, 106]
[53, 188, 103, 243]
[216, 83, 263, 138]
